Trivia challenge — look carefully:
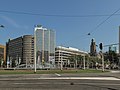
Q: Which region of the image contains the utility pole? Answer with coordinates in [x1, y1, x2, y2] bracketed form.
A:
[60, 56, 63, 71]
[83, 55, 85, 70]
[48, 30, 50, 69]
[101, 52, 104, 72]
[42, 29, 44, 69]
[34, 27, 37, 73]
[26, 57, 27, 68]
[86, 57, 88, 69]
[99, 43, 104, 72]
[58, 49, 60, 69]
[60, 46, 63, 71]
[75, 55, 77, 69]
[99, 51, 104, 72]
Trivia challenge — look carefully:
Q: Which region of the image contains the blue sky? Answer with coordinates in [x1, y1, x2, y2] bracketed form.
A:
[0, 0, 120, 52]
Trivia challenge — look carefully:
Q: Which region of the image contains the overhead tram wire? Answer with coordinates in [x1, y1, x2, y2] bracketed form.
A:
[1, 9, 120, 39]
[87, 8, 120, 36]
[1, 10, 120, 18]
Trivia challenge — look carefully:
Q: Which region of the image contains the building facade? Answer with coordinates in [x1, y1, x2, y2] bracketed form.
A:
[34, 25, 56, 68]
[6, 35, 34, 67]
[55, 46, 88, 68]
[0, 44, 6, 67]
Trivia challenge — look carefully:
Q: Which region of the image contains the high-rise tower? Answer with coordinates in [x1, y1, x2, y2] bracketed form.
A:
[34, 25, 56, 68]
[90, 38, 97, 56]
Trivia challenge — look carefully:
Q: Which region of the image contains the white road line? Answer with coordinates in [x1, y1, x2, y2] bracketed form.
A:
[110, 71, 120, 73]
[38, 77, 120, 80]
[0, 77, 120, 81]
[13, 82, 120, 86]
[55, 73, 61, 76]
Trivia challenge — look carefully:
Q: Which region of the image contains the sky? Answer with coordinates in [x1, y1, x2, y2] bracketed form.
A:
[0, 0, 120, 52]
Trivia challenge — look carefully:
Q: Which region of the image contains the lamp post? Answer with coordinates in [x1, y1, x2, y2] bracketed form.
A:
[83, 55, 85, 70]
[99, 43, 104, 72]
[0, 25, 5, 28]
[34, 27, 37, 73]
[0, 24, 5, 68]
[60, 46, 63, 71]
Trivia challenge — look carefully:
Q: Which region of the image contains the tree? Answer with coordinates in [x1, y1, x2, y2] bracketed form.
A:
[77, 55, 83, 68]
[88, 56, 101, 69]
[104, 51, 119, 69]
[69, 55, 82, 68]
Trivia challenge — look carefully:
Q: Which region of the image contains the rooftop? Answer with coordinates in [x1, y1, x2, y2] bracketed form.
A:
[57, 46, 88, 54]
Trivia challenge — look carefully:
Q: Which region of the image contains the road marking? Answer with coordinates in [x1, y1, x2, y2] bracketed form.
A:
[0, 77, 120, 81]
[110, 71, 120, 73]
[55, 73, 61, 76]
[38, 77, 120, 80]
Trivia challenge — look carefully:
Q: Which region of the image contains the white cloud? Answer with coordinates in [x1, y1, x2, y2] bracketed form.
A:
[0, 15, 30, 30]
[0, 15, 20, 28]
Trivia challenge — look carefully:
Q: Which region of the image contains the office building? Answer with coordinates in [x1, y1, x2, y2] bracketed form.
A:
[6, 35, 34, 67]
[34, 25, 56, 68]
[0, 44, 6, 67]
[90, 39, 97, 56]
[55, 46, 88, 67]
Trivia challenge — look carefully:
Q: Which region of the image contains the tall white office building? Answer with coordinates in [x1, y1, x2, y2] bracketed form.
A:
[34, 25, 56, 68]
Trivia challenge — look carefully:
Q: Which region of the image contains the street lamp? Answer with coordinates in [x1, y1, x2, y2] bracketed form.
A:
[0, 25, 5, 28]
[34, 27, 37, 73]
[0, 24, 5, 68]
[83, 55, 85, 70]
[99, 43, 104, 72]
[87, 33, 91, 35]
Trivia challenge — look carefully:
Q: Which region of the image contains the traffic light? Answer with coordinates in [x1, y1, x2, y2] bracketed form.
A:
[99, 43, 103, 50]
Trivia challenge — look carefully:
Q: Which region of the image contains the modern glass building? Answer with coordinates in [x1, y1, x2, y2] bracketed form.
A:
[34, 25, 55, 68]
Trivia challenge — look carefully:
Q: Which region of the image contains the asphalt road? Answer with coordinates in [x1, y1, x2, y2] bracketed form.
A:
[0, 79, 120, 90]
[0, 72, 120, 90]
